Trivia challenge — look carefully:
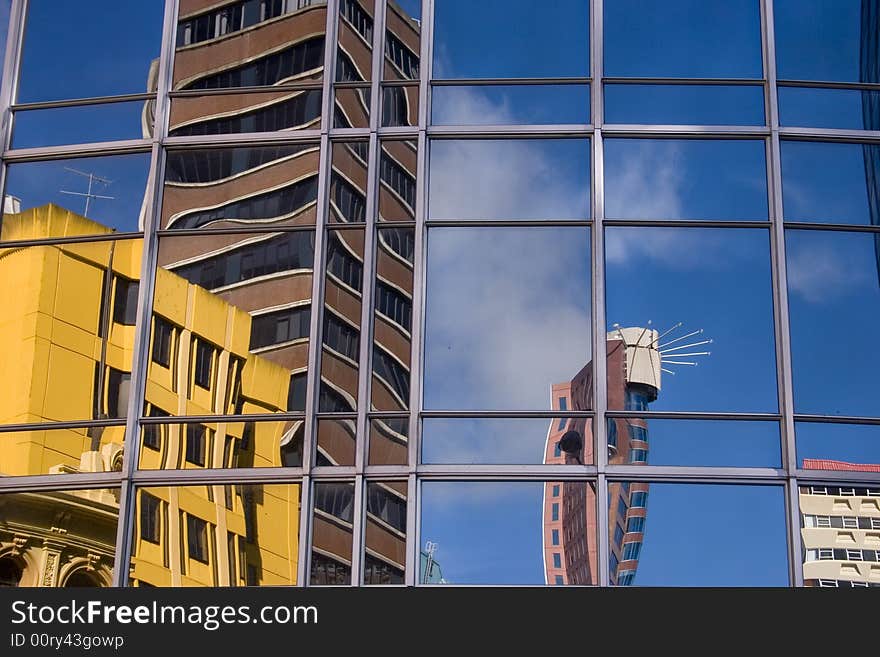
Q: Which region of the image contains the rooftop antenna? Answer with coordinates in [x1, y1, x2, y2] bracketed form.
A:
[60, 167, 114, 217]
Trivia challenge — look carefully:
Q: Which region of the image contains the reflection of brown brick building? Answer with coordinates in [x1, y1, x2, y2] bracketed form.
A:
[153, 0, 418, 585]
[543, 328, 659, 586]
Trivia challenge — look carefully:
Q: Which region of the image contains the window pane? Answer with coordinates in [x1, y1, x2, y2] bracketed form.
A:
[311, 481, 354, 585]
[778, 87, 880, 131]
[330, 141, 369, 224]
[797, 423, 880, 473]
[432, 85, 590, 126]
[130, 484, 301, 586]
[334, 86, 371, 128]
[378, 142, 418, 222]
[169, 90, 323, 136]
[12, 102, 154, 149]
[422, 417, 595, 465]
[786, 230, 880, 417]
[0, 426, 126, 476]
[781, 141, 880, 226]
[369, 417, 408, 465]
[316, 418, 356, 467]
[0, 237, 143, 427]
[605, 418, 780, 468]
[381, 84, 419, 127]
[150, 231, 314, 416]
[774, 0, 879, 83]
[138, 419, 304, 470]
[799, 482, 880, 588]
[429, 139, 591, 221]
[384, 0, 421, 81]
[432, 0, 589, 79]
[363, 481, 407, 585]
[18, 0, 163, 102]
[605, 227, 777, 413]
[604, 0, 762, 78]
[604, 139, 768, 221]
[604, 85, 764, 126]
[372, 227, 414, 412]
[337, 0, 375, 83]
[420, 482, 597, 585]
[162, 144, 320, 230]
[3, 154, 152, 236]
[173, 2, 325, 90]
[609, 483, 788, 586]
[425, 227, 591, 410]
[320, 229, 364, 413]
[0, 0, 10, 90]
[0, 487, 120, 586]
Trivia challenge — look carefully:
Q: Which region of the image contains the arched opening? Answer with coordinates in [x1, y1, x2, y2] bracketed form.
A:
[0, 557, 23, 587]
[63, 570, 102, 587]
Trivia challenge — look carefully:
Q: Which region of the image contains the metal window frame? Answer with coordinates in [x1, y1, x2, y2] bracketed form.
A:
[0, 0, 877, 589]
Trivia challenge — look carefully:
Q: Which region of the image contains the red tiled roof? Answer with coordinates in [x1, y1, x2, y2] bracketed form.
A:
[802, 459, 880, 472]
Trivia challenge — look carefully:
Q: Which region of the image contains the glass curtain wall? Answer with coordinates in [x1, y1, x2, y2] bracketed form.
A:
[0, 0, 877, 588]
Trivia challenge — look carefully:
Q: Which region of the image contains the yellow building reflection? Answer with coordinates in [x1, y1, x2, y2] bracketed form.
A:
[0, 205, 300, 587]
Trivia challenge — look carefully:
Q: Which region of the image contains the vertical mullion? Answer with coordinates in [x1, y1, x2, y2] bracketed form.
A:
[591, 0, 610, 588]
[762, 0, 803, 588]
[112, 0, 178, 587]
[296, 475, 313, 586]
[0, 0, 26, 154]
[299, 0, 341, 586]
[405, 0, 432, 586]
[403, 472, 417, 585]
[349, 474, 366, 584]
[0, 0, 28, 213]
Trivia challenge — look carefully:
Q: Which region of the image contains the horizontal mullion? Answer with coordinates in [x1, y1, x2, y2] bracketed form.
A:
[2, 140, 153, 161]
[776, 127, 880, 142]
[604, 410, 781, 421]
[362, 466, 411, 477]
[332, 81, 372, 90]
[379, 79, 421, 87]
[328, 128, 371, 140]
[372, 221, 416, 229]
[168, 83, 323, 98]
[140, 413, 306, 425]
[793, 469, 880, 484]
[376, 127, 420, 138]
[314, 413, 359, 421]
[604, 465, 787, 482]
[162, 130, 323, 148]
[603, 77, 765, 86]
[12, 92, 157, 112]
[777, 79, 880, 91]
[420, 410, 595, 418]
[425, 219, 592, 228]
[782, 222, 880, 234]
[132, 467, 305, 485]
[428, 125, 593, 137]
[601, 125, 769, 136]
[793, 414, 880, 426]
[0, 231, 145, 249]
[156, 225, 317, 239]
[416, 465, 598, 478]
[431, 77, 591, 86]
[0, 472, 124, 492]
[0, 419, 127, 434]
[602, 219, 770, 229]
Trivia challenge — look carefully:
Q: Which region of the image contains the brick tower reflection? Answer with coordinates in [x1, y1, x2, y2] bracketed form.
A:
[543, 325, 691, 586]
